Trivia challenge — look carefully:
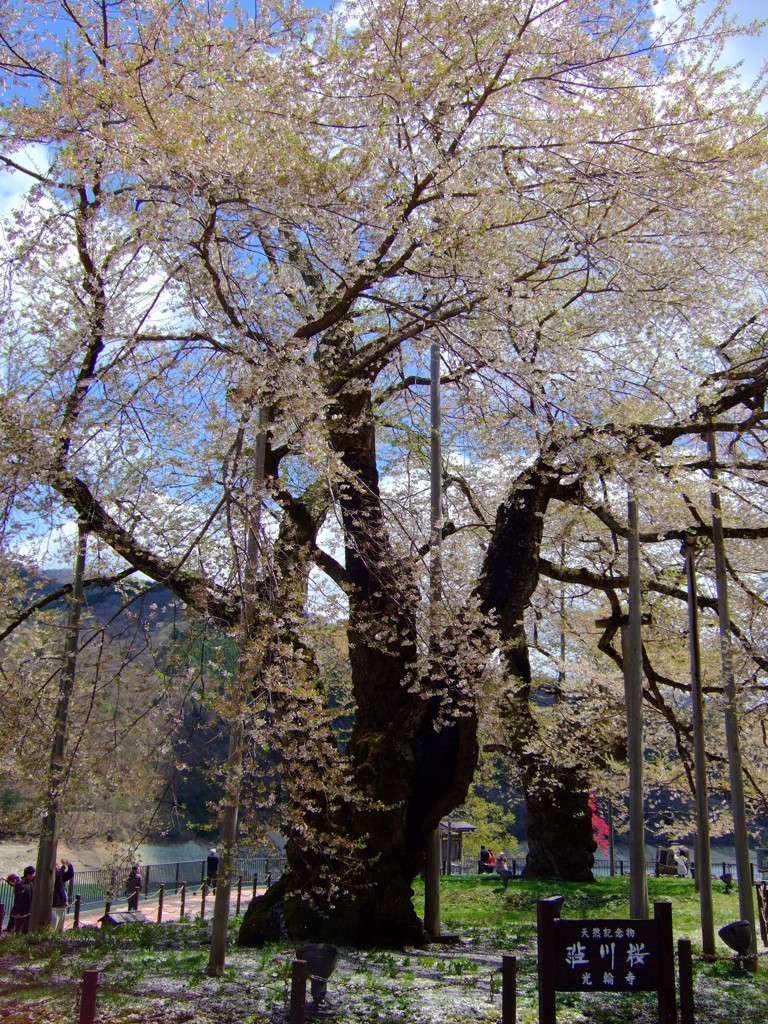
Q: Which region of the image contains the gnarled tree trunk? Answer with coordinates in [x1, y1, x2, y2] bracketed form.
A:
[476, 460, 596, 881]
[240, 380, 478, 947]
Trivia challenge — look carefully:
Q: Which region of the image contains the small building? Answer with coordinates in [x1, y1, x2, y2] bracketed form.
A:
[439, 820, 475, 873]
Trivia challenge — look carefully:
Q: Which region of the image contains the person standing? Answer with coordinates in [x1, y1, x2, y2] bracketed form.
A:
[51, 859, 74, 931]
[7, 867, 35, 934]
[206, 849, 219, 893]
[125, 865, 142, 912]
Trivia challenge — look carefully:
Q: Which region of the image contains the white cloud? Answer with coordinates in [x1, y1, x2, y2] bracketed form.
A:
[0, 143, 50, 218]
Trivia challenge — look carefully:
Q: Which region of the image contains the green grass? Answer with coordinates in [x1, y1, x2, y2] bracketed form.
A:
[0, 875, 764, 1022]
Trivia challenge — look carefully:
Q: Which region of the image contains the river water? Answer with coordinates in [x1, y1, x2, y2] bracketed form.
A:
[0, 838, 216, 874]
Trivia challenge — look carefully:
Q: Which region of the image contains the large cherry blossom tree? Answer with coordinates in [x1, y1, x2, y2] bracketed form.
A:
[1, 0, 768, 950]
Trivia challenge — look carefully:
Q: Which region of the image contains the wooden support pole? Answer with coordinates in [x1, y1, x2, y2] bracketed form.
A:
[707, 431, 756, 960]
[237, 874, 243, 915]
[682, 535, 716, 959]
[424, 337, 443, 939]
[157, 884, 164, 924]
[627, 498, 649, 919]
[180, 883, 186, 920]
[253, 872, 258, 897]
[289, 959, 308, 1024]
[502, 954, 517, 1024]
[201, 883, 207, 920]
[73, 894, 81, 929]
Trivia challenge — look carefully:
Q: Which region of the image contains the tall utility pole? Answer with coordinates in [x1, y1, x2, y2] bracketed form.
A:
[30, 523, 88, 932]
[208, 409, 268, 976]
[424, 340, 443, 939]
[706, 432, 757, 962]
[681, 534, 716, 959]
[626, 499, 649, 919]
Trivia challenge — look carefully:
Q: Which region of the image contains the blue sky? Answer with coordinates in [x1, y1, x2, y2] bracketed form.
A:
[717, 0, 768, 86]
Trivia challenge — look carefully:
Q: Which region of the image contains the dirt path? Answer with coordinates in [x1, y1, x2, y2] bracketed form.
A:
[67, 883, 264, 929]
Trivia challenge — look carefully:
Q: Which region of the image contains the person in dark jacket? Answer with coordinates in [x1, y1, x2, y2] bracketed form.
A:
[7, 866, 35, 933]
[206, 849, 219, 893]
[125, 865, 142, 911]
[51, 858, 74, 931]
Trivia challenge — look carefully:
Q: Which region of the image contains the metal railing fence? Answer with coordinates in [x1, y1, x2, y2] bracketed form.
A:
[0, 853, 286, 916]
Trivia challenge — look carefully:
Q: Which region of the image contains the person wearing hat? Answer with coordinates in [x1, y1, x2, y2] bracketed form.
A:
[125, 865, 142, 911]
[206, 849, 219, 893]
[6, 866, 35, 933]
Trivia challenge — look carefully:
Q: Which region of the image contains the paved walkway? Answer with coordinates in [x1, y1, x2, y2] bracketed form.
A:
[68, 883, 264, 929]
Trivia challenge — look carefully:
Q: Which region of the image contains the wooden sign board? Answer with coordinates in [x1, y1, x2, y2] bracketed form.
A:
[538, 897, 677, 1024]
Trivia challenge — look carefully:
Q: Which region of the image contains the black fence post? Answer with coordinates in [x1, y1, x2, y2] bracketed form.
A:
[537, 897, 563, 1024]
[678, 938, 694, 1024]
[74, 895, 81, 930]
[237, 874, 243, 915]
[79, 970, 99, 1024]
[201, 883, 207, 920]
[253, 872, 258, 897]
[502, 954, 516, 1024]
[157, 884, 165, 924]
[175, 862, 180, 895]
[289, 959, 308, 1024]
[654, 901, 677, 1024]
[144, 866, 151, 898]
[180, 883, 186, 920]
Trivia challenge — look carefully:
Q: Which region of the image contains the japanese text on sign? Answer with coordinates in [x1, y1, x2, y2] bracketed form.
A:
[553, 919, 662, 993]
